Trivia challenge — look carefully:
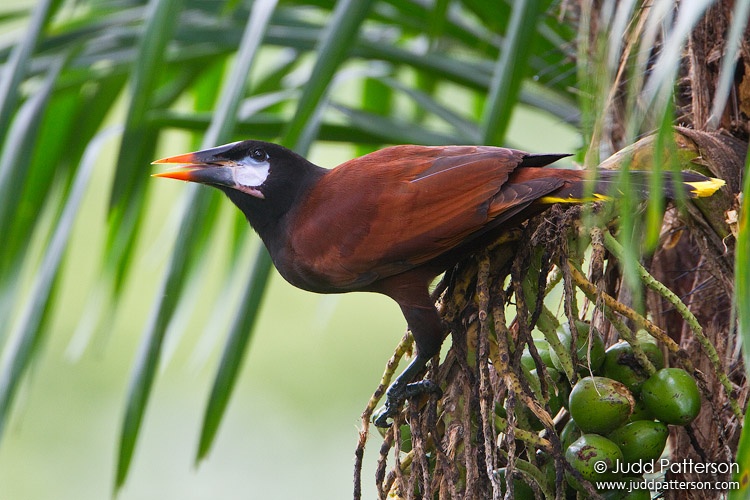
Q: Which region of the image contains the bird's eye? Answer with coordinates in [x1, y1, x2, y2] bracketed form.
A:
[251, 148, 267, 162]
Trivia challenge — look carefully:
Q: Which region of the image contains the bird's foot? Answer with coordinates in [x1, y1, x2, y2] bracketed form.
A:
[373, 380, 442, 428]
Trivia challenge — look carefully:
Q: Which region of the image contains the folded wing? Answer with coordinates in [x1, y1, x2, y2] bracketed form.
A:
[287, 145, 569, 289]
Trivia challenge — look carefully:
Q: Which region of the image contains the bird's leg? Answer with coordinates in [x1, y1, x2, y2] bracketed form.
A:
[373, 301, 444, 428]
[373, 353, 442, 427]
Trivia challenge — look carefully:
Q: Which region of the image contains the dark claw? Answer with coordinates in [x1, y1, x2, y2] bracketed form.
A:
[373, 380, 442, 428]
[403, 379, 442, 399]
[373, 404, 396, 428]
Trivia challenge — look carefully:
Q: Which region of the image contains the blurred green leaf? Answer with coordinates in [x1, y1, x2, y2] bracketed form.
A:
[112, 0, 189, 489]
[707, 0, 750, 130]
[196, 245, 272, 461]
[281, 0, 375, 149]
[644, 105, 672, 251]
[0, 126, 113, 439]
[355, 76, 393, 155]
[116, 0, 277, 488]
[0, 56, 67, 286]
[641, 0, 712, 114]
[105, 0, 186, 297]
[737, 150, 750, 369]
[0, 0, 57, 137]
[332, 104, 462, 145]
[731, 402, 750, 500]
[481, 0, 545, 145]
[197, 0, 377, 463]
[378, 76, 480, 143]
[731, 148, 750, 499]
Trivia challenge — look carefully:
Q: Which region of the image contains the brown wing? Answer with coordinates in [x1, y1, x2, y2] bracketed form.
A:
[285, 145, 565, 290]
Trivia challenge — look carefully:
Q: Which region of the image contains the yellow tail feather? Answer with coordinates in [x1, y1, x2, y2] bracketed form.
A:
[537, 176, 724, 205]
[686, 178, 725, 198]
[537, 193, 612, 204]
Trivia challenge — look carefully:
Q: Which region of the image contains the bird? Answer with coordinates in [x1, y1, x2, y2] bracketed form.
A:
[152, 140, 724, 427]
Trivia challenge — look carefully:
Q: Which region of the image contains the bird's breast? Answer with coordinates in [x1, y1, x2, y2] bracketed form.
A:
[269, 238, 376, 294]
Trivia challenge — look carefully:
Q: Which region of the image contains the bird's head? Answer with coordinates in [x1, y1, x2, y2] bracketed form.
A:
[153, 140, 325, 226]
[153, 140, 283, 198]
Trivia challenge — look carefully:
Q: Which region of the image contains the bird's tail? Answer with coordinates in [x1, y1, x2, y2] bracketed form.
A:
[537, 170, 725, 204]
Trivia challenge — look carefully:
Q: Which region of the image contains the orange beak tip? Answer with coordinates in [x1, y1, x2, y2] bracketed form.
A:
[151, 169, 196, 181]
[152, 152, 197, 165]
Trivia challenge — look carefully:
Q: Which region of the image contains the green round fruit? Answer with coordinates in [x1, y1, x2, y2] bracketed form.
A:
[640, 368, 701, 425]
[518, 367, 567, 430]
[522, 339, 553, 371]
[494, 401, 507, 419]
[602, 341, 664, 394]
[569, 376, 634, 434]
[608, 420, 669, 463]
[636, 329, 657, 345]
[537, 452, 557, 489]
[536, 340, 554, 368]
[528, 367, 566, 416]
[550, 321, 606, 375]
[521, 350, 536, 371]
[560, 418, 581, 450]
[398, 424, 412, 453]
[565, 434, 624, 490]
[494, 468, 535, 500]
[557, 375, 572, 412]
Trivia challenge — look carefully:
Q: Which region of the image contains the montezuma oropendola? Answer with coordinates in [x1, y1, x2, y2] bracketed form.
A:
[153, 141, 724, 427]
